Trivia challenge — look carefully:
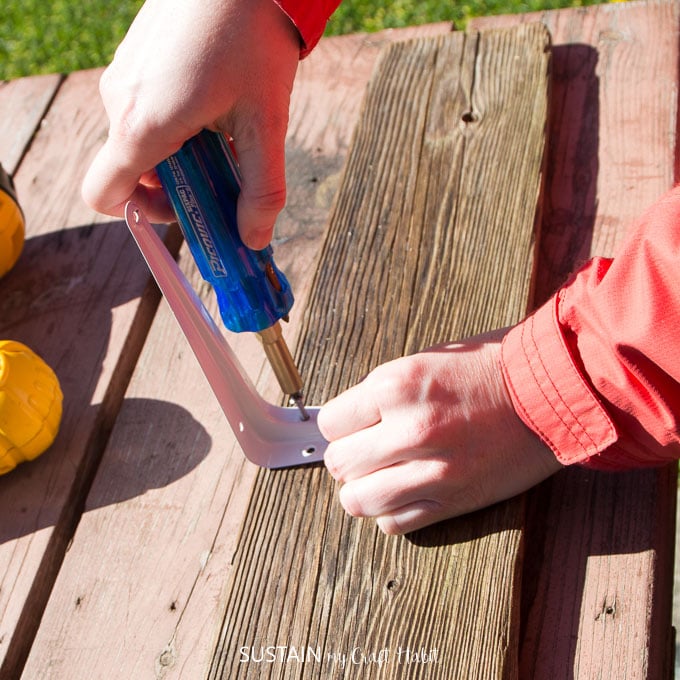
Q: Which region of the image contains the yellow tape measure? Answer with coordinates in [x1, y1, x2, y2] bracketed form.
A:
[0, 164, 25, 278]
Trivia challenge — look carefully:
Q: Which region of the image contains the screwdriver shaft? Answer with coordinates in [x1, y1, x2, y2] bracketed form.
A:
[257, 322, 309, 420]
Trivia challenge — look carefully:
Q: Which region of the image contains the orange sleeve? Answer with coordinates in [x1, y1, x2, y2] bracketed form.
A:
[502, 186, 680, 470]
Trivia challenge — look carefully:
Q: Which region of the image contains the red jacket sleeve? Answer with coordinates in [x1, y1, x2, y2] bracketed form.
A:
[274, 0, 342, 57]
[501, 185, 680, 471]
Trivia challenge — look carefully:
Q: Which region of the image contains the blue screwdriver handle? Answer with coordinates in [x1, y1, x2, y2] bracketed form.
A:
[155, 129, 294, 333]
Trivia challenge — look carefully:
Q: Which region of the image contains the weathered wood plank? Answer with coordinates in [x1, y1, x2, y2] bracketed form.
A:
[0, 68, 178, 678]
[209, 24, 549, 679]
[17, 26, 453, 679]
[472, 0, 678, 304]
[0, 74, 62, 173]
[470, 1, 678, 678]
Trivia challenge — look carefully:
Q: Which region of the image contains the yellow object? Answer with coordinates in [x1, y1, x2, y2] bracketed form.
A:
[0, 341, 63, 475]
[0, 164, 25, 278]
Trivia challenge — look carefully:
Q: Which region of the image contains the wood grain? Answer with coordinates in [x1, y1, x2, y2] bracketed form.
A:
[4, 3, 674, 678]
[209, 24, 550, 680]
[0, 69, 179, 678]
[470, 1, 679, 677]
[0, 74, 62, 173]
[16, 26, 452, 680]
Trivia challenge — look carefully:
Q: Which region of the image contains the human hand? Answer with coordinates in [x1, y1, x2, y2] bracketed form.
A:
[318, 330, 563, 535]
[82, 0, 300, 249]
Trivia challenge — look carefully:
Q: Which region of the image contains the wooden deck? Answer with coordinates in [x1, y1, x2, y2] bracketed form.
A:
[0, 2, 677, 678]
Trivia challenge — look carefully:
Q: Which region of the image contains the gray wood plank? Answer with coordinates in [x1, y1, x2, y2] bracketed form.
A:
[209, 24, 550, 679]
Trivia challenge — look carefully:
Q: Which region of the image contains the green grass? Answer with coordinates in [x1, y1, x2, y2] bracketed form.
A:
[2, 0, 611, 80]
[326, 0, 609, 34]
[2, 0, 144, 80]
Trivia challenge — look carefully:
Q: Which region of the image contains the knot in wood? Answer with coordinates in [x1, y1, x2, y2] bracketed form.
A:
[595, 598, 617, 621]
[461, 110, 479, 124]
[386, 578, 400, 593]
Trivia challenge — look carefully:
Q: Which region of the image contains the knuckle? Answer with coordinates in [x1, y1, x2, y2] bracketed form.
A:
[338, 484, 366, 518]
[324, 446, 345, 482]
[368, 355, 428, 402]
[98, 64, 116, 97]
[98, 91, 164, 152]
[109, 107, 154, 148]
[245, 183, 287, 214]
[377, 499, 445, 536]
[376, 515, 403, 536]
[422, 459, 452, 485]
[405, 407, 439, 449]
[367, 361, 410, 399]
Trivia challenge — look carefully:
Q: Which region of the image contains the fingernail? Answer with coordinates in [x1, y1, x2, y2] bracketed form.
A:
[244, 228, 273, 250]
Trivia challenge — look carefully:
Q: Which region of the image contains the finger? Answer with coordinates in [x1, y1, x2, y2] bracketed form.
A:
[376, 501, 450, 536]
[318, 381, 382, 442]
[82, 139, 177, 222]
[82, 141, 138, 216]
[230, 120, 288, 250]
[337, 461, 443, 520]
[323, 422, 408, 483]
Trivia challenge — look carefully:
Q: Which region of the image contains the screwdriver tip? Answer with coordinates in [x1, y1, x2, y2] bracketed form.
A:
[291, 392, 310, 421]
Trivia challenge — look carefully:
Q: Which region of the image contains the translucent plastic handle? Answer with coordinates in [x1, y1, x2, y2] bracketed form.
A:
[125, 202, 326, 469]
[155, 129, 293, 333]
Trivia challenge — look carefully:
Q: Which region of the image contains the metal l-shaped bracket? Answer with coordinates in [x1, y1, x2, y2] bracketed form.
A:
[125, 201, 327, 469]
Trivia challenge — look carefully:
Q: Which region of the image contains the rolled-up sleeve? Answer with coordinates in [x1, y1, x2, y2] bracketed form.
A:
[501, 185, 680, 471]
[274, 0, 342, 57]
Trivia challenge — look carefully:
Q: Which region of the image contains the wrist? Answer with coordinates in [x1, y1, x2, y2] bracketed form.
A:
[486, 329, 564, 479]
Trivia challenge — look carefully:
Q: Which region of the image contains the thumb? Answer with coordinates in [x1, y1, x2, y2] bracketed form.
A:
[233, 131, 288, 250]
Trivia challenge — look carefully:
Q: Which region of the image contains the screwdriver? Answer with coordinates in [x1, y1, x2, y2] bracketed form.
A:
[155, 130, 308, 420]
